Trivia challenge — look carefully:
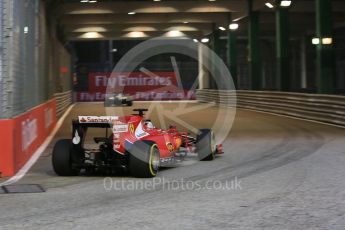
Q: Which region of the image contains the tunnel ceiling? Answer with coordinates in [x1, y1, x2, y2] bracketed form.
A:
[52, 0, 345, 41]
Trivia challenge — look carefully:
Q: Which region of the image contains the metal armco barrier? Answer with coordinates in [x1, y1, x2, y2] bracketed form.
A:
[197, 89, 345, 127]
[54, 91, 72, 118]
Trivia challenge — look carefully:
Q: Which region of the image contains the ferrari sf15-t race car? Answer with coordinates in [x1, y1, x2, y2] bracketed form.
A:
[52, 109, 223, 178]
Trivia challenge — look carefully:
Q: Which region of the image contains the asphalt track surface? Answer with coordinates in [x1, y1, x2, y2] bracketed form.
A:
[1, 102, 345, 229]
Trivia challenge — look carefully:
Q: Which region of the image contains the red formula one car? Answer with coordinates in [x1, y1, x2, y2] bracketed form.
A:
[52, 109, 223, 178]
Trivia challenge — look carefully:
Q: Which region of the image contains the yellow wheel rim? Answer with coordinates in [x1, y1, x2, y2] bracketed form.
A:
[149, 144, 159, 176]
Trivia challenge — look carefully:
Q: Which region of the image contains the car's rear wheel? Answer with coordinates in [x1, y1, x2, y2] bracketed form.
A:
[129, 140, 160, 178]
[196, 129, 216, 161]
[52, 139, 80, 176]
[126, 101, 133, 106]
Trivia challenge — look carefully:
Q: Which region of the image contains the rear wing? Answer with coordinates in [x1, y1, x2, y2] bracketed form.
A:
[71, 116, 116, 147]
[72, 120, 112, 128]
[73, 116, 117, 128]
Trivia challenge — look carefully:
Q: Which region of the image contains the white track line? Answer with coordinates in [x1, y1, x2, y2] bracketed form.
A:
[0, 104, 75, 186]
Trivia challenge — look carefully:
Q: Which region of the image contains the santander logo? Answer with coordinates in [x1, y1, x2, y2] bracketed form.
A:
[22, 118, 38, 151]
[78, 116, 118, 123]
[44, 108, 53, 129]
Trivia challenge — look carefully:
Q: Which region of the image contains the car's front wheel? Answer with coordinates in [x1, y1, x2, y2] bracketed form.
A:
[196, 129, 216, 161]
[129, 140, 160, 178]
[126, 101, 133, 106]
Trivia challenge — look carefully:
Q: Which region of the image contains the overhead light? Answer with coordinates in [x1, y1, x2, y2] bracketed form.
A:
[311, 37, 332, 45]
[165, 30, 185, 37]
[80, 0, 88, 2]
[111, 48, 118, 53]
[183, 21, 189, 24]
[81, 32, 104, 39]
[88, 0, 97, 3]
[124, 26, 156, 32]
[153, 0, 161, 1]
[218, 26, 226, 31]
[73, 27, 107, 33]
[24, 26, 29, 34]
[209, 0, 216, 1]
[322, 37, 333, 45]
[128, 12, 136, 15]
[125, 31, 148, 38]
[312, 38, 320, 45]
[280, 0, 291, 7]
[265, 2, 274, 8]
[229, 23, 239, 30]
[201, 38, 209, 43]
[193, 39, 199, 43]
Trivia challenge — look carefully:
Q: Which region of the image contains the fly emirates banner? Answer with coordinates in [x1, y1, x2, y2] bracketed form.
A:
[75, 72, 196, 101]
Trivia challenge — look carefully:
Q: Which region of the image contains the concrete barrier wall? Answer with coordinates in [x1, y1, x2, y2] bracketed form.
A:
[0, 90, 72, 177]
[0, 99, 57, 177]
[197, 89, 345, 127]
[0, 0, 72, 177]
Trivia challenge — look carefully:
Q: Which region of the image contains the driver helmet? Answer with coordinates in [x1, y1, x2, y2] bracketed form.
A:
[144, 120, 155, 129]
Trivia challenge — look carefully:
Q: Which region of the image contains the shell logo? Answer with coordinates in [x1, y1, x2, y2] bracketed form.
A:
[175, 137, 182, 148]
[129, 123, 135, 134]
[166, 142, 174, 152]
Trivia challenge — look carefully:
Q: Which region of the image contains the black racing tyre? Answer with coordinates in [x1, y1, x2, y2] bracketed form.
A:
[129, 140, 160, 178]
[196, 129, 216, 161]
[126, 100, 133, 106]
[52, 139, 80, 176]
